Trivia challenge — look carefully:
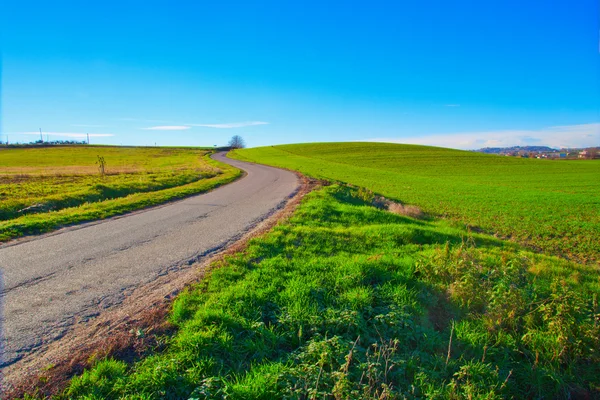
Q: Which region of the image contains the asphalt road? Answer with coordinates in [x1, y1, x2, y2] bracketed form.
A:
[0, 152, 298, 368]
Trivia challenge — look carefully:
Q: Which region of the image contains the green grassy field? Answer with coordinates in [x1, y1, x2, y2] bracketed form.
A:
[57, 185, 600, 399]
[0, 146, 241, 241]
[17, 143, 600, 398]
[232, 143, 600, 264]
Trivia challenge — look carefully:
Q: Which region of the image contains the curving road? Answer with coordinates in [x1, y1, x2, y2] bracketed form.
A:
[0, 153, 298, 368]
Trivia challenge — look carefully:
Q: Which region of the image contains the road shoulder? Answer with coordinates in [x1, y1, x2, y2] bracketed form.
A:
[2, 174, 316, 399]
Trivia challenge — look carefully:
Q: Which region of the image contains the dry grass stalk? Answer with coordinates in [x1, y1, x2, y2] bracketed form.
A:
[372, 195, 425, 220]
[387, 202, 425, 219]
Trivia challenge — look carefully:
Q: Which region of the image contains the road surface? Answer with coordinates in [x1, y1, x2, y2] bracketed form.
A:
[0, 152, 298, 368]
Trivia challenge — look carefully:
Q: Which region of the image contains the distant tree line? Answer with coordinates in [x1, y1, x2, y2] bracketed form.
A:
[0, 139, 88, 147]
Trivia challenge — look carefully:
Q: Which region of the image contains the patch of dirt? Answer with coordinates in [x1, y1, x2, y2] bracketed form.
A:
[372, 195, 426, 220]
[386, 202, 425, 219]
[1, 174, 318, 399]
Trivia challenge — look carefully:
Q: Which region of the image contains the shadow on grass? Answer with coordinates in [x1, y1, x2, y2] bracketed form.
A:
[59, 184, 600, 399]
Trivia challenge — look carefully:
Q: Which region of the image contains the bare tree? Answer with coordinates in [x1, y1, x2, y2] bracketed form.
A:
[228, 135, 246, 149]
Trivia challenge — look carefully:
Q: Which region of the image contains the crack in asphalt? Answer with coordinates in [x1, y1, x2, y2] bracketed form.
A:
[0, 272, 58, 296]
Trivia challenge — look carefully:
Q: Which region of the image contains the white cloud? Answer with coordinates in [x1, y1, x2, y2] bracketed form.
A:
[121, 119, 269, 129]
[188, 121, 269, 129]
[118, 118, 169, 123]
[17, 132, 114, 138]
[141, 125, 191, 131]
[365, 123, 600, 150]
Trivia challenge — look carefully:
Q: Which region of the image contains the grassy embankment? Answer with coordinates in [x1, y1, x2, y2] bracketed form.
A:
[58, 185, 599, 398]
[232, 143, 600, 264]
[22, 143, 599, 398]
[0, 146, 241, 241]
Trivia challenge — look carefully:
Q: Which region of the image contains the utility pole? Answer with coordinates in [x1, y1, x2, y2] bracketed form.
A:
[39, 128, 43, 142]
[87, 133, 90, 145]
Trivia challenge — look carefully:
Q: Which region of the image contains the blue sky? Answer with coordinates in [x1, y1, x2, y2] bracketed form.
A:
[1, 0, 598, 149]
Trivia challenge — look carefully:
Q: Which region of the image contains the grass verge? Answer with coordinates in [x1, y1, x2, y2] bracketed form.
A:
[48, 185, 599, 399]
[0, 151, 241, 241]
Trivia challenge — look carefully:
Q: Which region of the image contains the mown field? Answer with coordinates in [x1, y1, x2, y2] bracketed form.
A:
[0, 146, 241, 241]
[55, 185, 600, 398]
[232, 143, 600, 264]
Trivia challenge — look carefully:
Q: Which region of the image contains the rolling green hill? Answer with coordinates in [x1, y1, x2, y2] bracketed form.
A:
[62, 185, 600, 399]
[232, 142, 600, 264]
